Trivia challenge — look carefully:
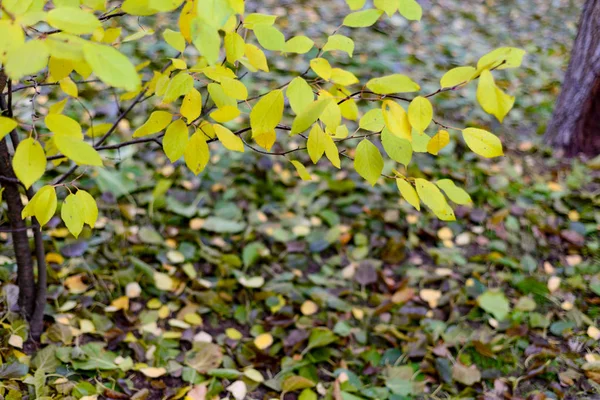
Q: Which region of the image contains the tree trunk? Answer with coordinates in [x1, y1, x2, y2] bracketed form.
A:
[544, 0, 600, 157]
[0, 139, 36, 318]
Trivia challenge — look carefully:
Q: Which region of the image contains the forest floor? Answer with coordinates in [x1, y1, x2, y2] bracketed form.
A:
[1, 0, 600, 399]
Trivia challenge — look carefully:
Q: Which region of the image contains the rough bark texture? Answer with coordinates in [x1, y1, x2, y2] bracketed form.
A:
[545, 0, 600, 157]
[0, 139, 36, 317]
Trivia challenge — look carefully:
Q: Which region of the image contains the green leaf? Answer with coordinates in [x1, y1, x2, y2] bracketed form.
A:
[477, 290, 511, 320]
[61, 193, 85, 238]
[163, 72, 194, 103]
[250, 90, 284, 136]
[5, 40, 49, 81]
[282, 376, 316, 393]
[47, 7, 101, 34]
[254, 24, 285, 51]
[407, 96, 432, 133]
[163, 29, 186, 52]
[359, 108, 385, 132]
[462, 127, 504, 158]
[192, 22, 221, 65]
[366, 74, 420, 94]
[286, 77, 314, 115]
[291, 98, 332, 135]
[83, 42, 141, 92]
[354, 139, 383, 186]
[343, 9, 384, 27]
[284, 36, 314, 54]
[398, 0, 422, 21]
[436, 179, 472, 205]
[307, 327, 337, 349]
[71, 342, 118, 371]
[381, 129, 412, 166]
[0, 116, 18, 141]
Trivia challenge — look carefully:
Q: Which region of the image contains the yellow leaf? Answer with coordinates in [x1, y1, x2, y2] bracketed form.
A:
[254, 24, 285, 51]
[5, 40, 49, 81]
[210, 106, 240, 123]
[225, 31, 245, 63]
[184, 130, 210, 174]
[407, 96, 432, 133]
[244, 43, 268, 72]
[61, 193, 85, 238]
[477, 47, 526, 70]
[47, 7, 101, 34]
[359, 108, 385, 132]
[208, 83, 236, 108]
[214, 124, 244, 152]
[440, 66, 476, 88]
[46, 114, 82, 137]
[54, 133, 103, 166]
[49, 98, 69, 115]
[48, 57, 74, 82]
[140, 367, 167, 378]
[301, 300, 319, 315]
[152, 0, 185, 12]
[436, 179, 472, 205]
[354, 139, 383, 186]
[366, 74, 420, 94]
[201, 65, 236, 82]
[396, 179, 420, 210]
[462, 127, 504, 158]
[133, 111, 173, 137]
[163, 29, 186, 52]
[318, 92, 342, 131]
[476, 69, 514, 122]
[163, 119, 189, 162]
[0, 117, 18, 141]
[290, 160, 312, 181]
[75, 189, 99, 228]
[324, 136, 341, 168]
[398, 0, 422, 21]
[322, 34, 354, 57]
[250, 89, 284, 137]
[343, 9, 384, 27]
[169, 57, 187, 69]
[253, 130, 276, 151]
[59, 77, 78, 97]
[427, 130, 450, 155]
[382, 100, 411, 140]
[346, 0, 367, 10]
[291, 98, 332, 135]
[254, 333, 273, 350]
[286, 77, 314, 115]
[83, 42, 141, 91]
[0, 21, 25, 60]
[411, 131, 431, 153]
[330, 68, 359, 86]
[102, 27, 122, 43]
[307, 124, 327, 164]
[243, 13, 277, 29]
[180, 88, 202, 123]
[310, 58, 332, 81]
[196, 0, 233, 27]
[13, 138, 46, 190]
[220, 77, 248, 100]
[415, 178, 455, 221]
[375, 0, 398, 16]
[163, 72, 194, 103]
[22, 185, 57, 226]
[284, 36, 314, 54]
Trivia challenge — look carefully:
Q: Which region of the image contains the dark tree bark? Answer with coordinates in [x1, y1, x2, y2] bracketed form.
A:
[544, 0, 600, 157]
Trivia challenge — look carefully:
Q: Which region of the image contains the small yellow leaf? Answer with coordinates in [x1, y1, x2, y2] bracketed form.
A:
[133, 111, 173, 137]
[0, 117, 18, 141]
[184, 130, 210, 175]
[359, 108, 385, 132]
[291, 98, 332, 135]
[420, 289, 441, 308]
[61, 193, 85, 238]
[343, 9, 384, 27]
[301, 300, 318, 315]
[382, 101, 411, 140]
[250, 89, 284, 137]
[477, 47, 526, 71]
[427, 130, 450, 155]
[354, 139, 383, 186]
[476, 69, 515, 123]
[253, 130, 276, 151]
[408, 96, 432, 133]
[436, 179, 472, 205]
[163, 72, 194, 104]
[47, 7, 102, 34]
[290, 160, 312, 181]
[12, 138, 46, 190]
[180, 88, 202, 123]
[398, 0, 422, 21]
[49, 99, 69, 115]
[254, 333, 273, 350]
[154, 271, 174, 291]
[22, 185, 57, 226]
[462, 127, 504, 158]
[322, 34, 354, 57]
[75, 190, 98, 228]
[284, 36, 314, 54]
[163, 119, 189, 162]
[330, 68, 359, 86]
[415, 178, 455, 221]
[225, 31, 245, 63]
[54, 133, 103, 166]
[210, 106, 240, 123]
[163, 29, 186, 52]
[220, 77, 248, 100]
[440, 66, 476, 88]
[214, 124, 244, 152]
[307, 124, 327, 164]
[244, 43, 269, 72]
[366, 74, 420, 95]
[59, 77, 78, 97]
[140, 367, 167, 378]
[310, 58, 332, 81]
[396, 179, 420, 210]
